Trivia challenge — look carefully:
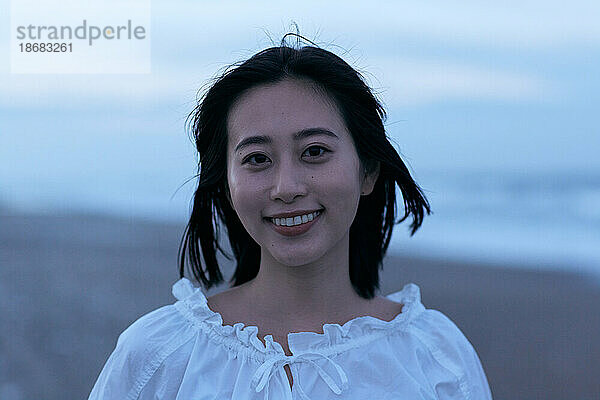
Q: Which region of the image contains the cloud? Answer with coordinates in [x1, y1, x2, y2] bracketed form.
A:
[1, 0, 586, 109]
[0, 56, 552, 110]
[148, 0, 600, 50]
[370, 57, 551, 106]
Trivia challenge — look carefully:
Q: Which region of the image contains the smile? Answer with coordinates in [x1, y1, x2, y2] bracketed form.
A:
[269, 210, 322, 226]
[264, 210, 323, 237]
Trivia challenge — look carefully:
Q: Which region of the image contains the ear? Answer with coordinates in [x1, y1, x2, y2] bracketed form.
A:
[360, 161, 380, 196]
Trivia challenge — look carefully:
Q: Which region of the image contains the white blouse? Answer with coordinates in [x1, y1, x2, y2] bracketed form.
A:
[88, 278, 492, 399]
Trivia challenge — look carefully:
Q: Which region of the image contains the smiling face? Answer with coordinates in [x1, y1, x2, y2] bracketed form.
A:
[226, 78, 379, 268]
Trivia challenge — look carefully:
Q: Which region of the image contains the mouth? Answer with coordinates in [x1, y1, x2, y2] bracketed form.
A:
[263, 209, 324, 236]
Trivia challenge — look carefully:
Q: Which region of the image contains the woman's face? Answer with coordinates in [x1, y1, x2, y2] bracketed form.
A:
[226, 78, 378, 267]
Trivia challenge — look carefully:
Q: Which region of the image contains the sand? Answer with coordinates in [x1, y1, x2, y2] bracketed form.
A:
[1, 211, 598, 400]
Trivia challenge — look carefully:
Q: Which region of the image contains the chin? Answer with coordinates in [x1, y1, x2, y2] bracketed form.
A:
[272, 247, 327, 267]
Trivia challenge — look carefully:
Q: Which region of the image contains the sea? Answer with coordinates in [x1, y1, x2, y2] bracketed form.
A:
[2, 166, 598, 279]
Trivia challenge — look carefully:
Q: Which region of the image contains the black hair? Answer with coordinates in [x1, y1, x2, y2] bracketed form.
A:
[178, 33, 431, 299]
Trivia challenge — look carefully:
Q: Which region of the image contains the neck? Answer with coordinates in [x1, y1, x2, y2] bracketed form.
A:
[238, 236, 374, 329]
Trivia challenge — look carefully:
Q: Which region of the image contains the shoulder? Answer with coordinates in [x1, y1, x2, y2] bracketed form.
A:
[408, 308, 493, 400]
[412, 308, 475, 358]
[88, 304, 197, 400]
[117, 303, 190, 350]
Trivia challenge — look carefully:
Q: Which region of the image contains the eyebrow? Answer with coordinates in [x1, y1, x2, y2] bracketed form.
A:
[234, 128, 339, 153]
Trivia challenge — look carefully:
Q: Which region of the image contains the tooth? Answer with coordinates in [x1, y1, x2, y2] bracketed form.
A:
[294, 216, 301, 225]
[302, 214, 308, 223]
[286, 217, 293, 225]
[307, 213, 314, 221]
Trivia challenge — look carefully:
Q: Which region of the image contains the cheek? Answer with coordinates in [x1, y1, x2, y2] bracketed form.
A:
[320, 159, 361, 194]
[228, 168, 251, 207]
[227, 172, 246, 213]
[228, 187, 262, 238]
[228, 177, 266, 229]
[229, 185, 253, 213]
[318, 168, 361, 214]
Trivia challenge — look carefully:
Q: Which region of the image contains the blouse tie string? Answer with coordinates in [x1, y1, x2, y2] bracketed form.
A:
[251, 352, 349, 400]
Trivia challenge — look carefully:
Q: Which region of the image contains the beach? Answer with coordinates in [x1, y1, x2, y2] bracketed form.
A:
[1, 211, 599, 400]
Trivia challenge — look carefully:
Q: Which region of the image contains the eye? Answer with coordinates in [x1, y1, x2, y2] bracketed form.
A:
[242, 153, 270, 166]
[302, 145, 329, 158]
[241, 146, 330, 167]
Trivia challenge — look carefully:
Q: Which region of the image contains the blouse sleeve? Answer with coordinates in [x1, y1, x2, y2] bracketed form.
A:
[87, 305, 196, 400]
[411, 309, 493, 400]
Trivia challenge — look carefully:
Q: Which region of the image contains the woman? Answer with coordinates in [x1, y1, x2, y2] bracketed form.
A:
[89, 34, 493, 399]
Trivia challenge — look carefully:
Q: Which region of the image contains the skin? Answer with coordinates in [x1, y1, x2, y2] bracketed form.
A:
[207, 78, 402, 355]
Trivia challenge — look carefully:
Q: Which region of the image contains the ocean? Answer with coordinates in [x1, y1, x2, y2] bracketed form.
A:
[392, 169, 600, 277]
[2, 167, 598, 278]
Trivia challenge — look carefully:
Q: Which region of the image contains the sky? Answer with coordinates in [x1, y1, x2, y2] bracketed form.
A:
[1, 0, 599, 217]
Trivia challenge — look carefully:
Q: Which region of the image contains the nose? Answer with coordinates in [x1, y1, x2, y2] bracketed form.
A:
[269, 157, 308, 203]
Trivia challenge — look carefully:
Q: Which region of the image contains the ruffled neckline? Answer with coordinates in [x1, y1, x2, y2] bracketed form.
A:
[172, 278, 425, 357]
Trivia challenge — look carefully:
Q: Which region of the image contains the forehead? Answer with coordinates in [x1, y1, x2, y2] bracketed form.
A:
[226, 79, 348, 147]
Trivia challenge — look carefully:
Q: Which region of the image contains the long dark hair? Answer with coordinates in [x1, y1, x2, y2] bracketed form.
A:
[178, 34, 431, 299]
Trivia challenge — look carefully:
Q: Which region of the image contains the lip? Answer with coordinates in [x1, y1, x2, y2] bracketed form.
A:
[266, 208, 324, 219]
[264, 210, 323, 237]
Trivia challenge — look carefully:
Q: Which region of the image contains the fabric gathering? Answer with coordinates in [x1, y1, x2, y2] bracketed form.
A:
[88, 278, 492, 399]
